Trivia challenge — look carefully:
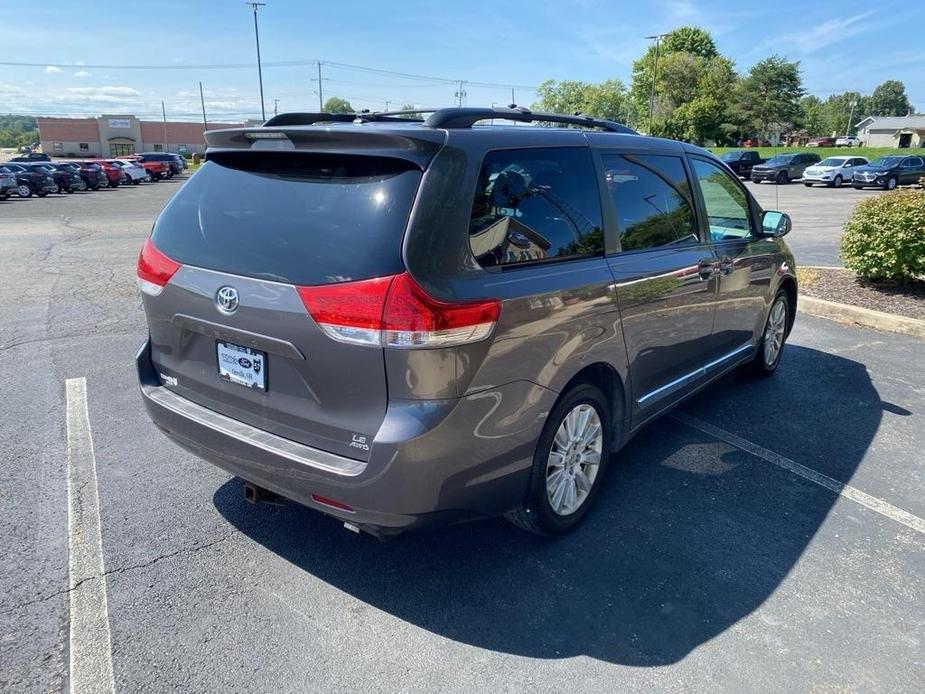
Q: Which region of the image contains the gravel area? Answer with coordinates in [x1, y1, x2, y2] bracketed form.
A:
[801, 267, 925, 321]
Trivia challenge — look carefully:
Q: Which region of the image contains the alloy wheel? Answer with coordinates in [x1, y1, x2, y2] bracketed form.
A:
[545, 404, 603, 516]
[763, 299, 787, 367]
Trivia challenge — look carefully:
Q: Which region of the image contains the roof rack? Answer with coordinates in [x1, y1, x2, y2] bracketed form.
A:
[423, 106, 637, 133]
[261, 106, 637, 134]
[262, 111, 424, 127]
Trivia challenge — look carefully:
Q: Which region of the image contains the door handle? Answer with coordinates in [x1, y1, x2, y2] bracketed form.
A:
[718, 257, 734, 275]
[697, 258, 718, 281]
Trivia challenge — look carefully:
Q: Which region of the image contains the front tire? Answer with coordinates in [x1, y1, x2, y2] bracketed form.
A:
[885, 176, 897, 191]
[776, 171, 789, 184]
[829, 175, 843, 188]
[506, 383, 611, 535]
[750, 290, 790, 377]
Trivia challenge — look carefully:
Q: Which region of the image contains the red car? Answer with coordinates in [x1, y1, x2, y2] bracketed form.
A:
[741, 138, 772, 148]
[806, 137, 836, 147]
[129, 155, 171, 181]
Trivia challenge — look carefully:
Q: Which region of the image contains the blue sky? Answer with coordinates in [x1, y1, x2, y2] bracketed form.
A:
[1, 0, 922, 121]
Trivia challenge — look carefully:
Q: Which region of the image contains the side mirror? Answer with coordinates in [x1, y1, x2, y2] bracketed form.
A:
[762, 210, 792, 237]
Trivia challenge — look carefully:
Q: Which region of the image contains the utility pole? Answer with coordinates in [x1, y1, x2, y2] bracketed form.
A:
[454, 80, 467, 107]
[846, 97, 857, 137]
[273, 98, 279, 116]
[247, 2, 267, 121]
[384, 100, 390, 111]
[199, 81, 208, 129]
[317, 61, 324, 110]
[645, 33, 668, 135]
[161, 100, 168, 151]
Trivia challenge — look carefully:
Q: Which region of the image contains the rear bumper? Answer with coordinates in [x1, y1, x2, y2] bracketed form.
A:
[136, 339, 552, 532]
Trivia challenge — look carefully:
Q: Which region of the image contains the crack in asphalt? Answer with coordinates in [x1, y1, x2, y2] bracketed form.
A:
[0, 532, 236, 616]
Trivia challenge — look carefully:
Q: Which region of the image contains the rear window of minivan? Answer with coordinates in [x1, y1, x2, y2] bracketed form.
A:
[151, 152, 422, 285]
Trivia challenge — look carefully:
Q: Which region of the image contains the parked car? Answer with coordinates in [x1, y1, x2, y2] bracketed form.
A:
[0, 171, 16, 200]
[138, 152, 181, 176]
[802, 156, 869, 188]
[82, 160, 123, 187]
[719, 150, 766, 179]
[0, 162, 58, 197]
[136, 106, 798, 537]
[806, 137, 836, 148]
[751, 153, 821, 184]
[76, 162, 110, 188]
[852, 155, 925, 190]
[130, 155, 171, 181]
[56, 162, 104, 190]
[10, 152, 51, 162]
[168, 153, 188, 170]
[741, 138, 771, 147]
[113, 159, 149, 184]
[18, 161, 81, 193]
[835, 135, 862, 147]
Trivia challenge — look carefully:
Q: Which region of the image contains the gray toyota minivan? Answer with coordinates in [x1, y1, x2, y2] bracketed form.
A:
[136, 107, 797, 536]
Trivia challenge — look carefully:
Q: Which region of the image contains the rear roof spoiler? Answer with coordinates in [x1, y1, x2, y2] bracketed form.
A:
[203, 126, 446, 169]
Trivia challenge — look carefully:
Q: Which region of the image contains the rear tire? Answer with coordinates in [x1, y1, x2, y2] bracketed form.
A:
[506, 383, 611, 535]
[17, 184, 32, 198]
[750, 290, 790, 377]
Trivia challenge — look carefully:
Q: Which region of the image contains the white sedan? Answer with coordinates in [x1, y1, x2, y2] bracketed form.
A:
[114, 159, 149, 184]
[802, 156, 869, 188]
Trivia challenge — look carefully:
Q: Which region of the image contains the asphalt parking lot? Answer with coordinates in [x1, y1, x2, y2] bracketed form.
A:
[1, 180, 923, 693]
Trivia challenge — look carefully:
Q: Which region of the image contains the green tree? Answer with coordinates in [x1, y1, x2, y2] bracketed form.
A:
[0, 115, 39, 148]
[533, 79, 628, 123]
[629, 27, 735, 141]
[733, 55, 804, 138]
[867, 80, 913, 117]
[798, 95, 826, 135]
[820, 92, 867, 136]
[323, 97, 354, 114]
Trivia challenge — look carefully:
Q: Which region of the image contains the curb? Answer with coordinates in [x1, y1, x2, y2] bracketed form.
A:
[798, 296, 925, 339]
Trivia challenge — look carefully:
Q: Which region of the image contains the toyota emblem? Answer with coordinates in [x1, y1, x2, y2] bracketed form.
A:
[215, 286, 239, 314]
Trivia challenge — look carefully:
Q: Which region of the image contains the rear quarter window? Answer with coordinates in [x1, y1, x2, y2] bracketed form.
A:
[151, 153, 422, 285]
[468, 147, 603, 268]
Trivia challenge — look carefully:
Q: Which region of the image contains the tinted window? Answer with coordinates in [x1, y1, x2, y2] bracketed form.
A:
[602, 153, 698, 251]
[692, 158, 753, 241]
[468, 148, 603, 267]
[151, 152, 422, 285]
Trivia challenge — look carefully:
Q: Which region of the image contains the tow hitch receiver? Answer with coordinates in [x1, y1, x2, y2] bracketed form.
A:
[243, 481, 287, 506]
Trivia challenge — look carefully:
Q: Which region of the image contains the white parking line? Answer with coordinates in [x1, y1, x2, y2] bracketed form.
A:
[65, 377, 116, 694]
[672, 412, 925, 535]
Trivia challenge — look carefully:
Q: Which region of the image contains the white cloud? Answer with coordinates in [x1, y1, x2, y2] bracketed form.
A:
[772, 11, 876, 54]
[66, 86, 142, 96]
[74, 70, 90, 78]
[44, 65, 62, 73]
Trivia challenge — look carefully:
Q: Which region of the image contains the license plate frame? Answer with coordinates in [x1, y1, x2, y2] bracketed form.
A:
[216, 341, 267, 391]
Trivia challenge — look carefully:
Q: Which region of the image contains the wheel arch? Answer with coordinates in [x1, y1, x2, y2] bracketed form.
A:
[559, 361, 628, 451]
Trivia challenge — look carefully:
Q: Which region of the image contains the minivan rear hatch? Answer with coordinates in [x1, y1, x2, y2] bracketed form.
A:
[142, 132, 442, 461]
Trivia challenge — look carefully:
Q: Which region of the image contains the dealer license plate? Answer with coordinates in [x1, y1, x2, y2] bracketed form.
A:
[216, 341, 266, 391]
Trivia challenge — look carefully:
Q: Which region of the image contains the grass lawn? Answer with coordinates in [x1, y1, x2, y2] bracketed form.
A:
[709, 146, 925, 161]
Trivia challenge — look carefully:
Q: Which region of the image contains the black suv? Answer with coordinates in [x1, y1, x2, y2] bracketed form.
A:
[852, 155, 925, 190]
[137, 106, 797, 537]
[751, 153, 821, 184]
[0, 162, 58, 198]
[10, 152, 51, 162]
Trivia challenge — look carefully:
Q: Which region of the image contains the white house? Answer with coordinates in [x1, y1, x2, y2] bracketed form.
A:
[854, 115, 925, 148]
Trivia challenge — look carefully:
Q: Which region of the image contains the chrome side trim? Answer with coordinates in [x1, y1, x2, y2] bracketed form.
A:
[142, 385, 367, 476]
[637, 342, 753, 407]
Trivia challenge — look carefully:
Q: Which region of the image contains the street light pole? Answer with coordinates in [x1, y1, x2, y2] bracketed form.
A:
[247, 2, 267, 121]
[645, 33, 667, 135]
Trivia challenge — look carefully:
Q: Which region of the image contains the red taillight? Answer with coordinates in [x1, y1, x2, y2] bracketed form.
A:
[297, 275, 393, 346]
[382, 273, 501, 348]
[137, 239, 180, 296]
[297, 272, 500, 348]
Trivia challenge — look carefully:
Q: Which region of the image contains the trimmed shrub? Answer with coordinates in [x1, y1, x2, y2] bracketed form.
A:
[841, 189, 925, 283]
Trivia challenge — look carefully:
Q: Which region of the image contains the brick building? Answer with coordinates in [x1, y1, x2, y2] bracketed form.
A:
[36, 115, 247, 158]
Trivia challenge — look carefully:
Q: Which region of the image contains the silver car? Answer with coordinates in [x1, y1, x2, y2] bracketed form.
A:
[802, 156, 869, 188]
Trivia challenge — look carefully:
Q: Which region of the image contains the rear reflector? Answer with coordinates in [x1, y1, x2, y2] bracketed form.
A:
[297, 272, 500, 349]
[137, 238, 181, 296]
[311, 494, 354, 513]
